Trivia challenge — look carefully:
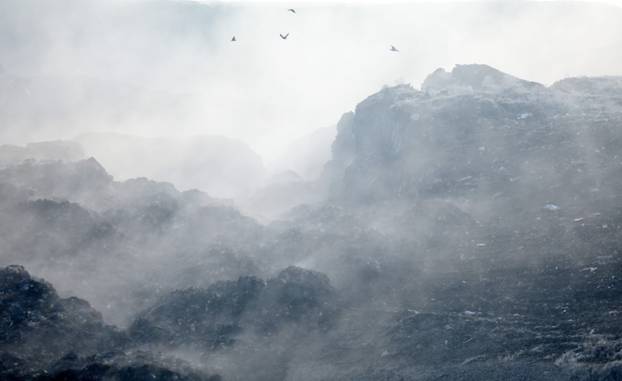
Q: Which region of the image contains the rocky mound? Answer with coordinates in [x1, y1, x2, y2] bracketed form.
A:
[0, 265, 122, 365]
[129, 266, 338, 350]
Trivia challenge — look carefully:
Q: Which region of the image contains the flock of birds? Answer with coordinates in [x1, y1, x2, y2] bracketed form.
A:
[230, 8, 400, 52]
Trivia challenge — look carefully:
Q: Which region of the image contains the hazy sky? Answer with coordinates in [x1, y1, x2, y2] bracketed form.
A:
[1, 0, 621, 164]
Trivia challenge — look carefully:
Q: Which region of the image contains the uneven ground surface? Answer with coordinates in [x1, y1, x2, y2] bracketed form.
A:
[2, 64, 622, 380]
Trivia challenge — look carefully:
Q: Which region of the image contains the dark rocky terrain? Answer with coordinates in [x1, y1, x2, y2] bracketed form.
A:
[2, 64, 622, 380]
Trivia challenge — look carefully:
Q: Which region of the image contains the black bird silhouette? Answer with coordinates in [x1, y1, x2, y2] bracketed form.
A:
[231, 36, 236, 42]
[280, 33, 290, 40]
[390, 45, 399, 52]
[288, 8, 296, 14]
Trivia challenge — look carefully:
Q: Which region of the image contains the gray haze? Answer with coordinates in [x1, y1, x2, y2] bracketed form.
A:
[3, 62, 622, 380]
[2, 2, 622, 381]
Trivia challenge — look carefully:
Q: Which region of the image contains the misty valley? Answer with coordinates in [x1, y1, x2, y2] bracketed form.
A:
[2, 62, 622, 380]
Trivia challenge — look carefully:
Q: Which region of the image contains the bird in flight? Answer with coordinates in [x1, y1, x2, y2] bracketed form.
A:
[280, 33, 290, 40]
[288, 8, 296, 14]
[390, 45, 399, 52]
[231, 36, 236, 42]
